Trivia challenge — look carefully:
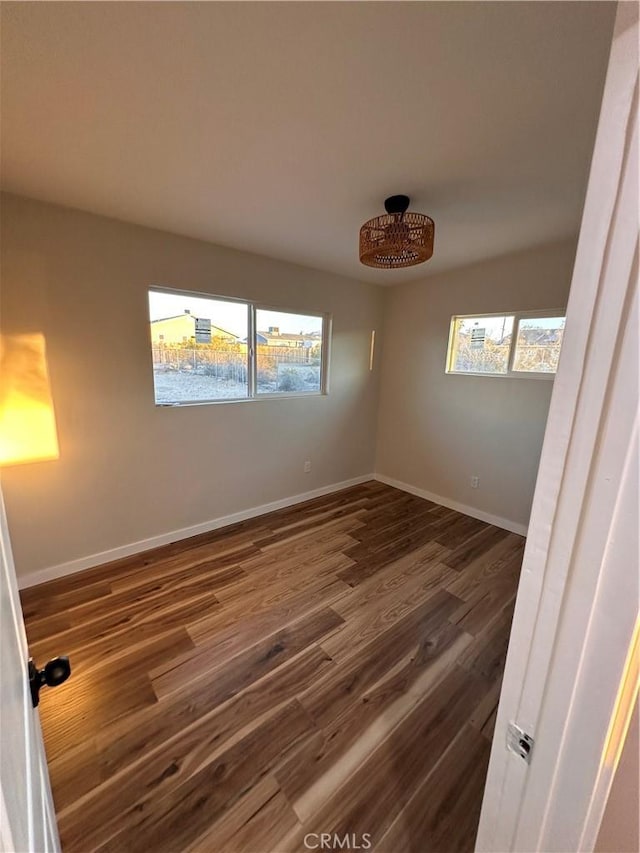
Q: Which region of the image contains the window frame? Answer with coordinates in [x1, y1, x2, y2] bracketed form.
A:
[445, 309, 566, 380]
[149, 286, 331, 406]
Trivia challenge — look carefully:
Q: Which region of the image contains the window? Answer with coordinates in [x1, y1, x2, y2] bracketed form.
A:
[256, 309, 324, 395]
[447, 315, 514, 375]
[149, 288, 328, 405]
[512, 315, 565, 374]
[446, 311, 565, 378]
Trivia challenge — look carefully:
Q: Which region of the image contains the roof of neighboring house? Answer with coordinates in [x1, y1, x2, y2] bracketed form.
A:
[520, 328, 563, 344]
[151, 314, 195, 323]
[211, 325, 238, 338]
[499, 328, 564, 346]
[257, 331, 321, 342]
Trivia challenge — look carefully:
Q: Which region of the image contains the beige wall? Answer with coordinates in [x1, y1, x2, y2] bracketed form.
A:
[0, 194, 384, 580]
[0, 193, 578, 579]
[375, 238, 577, 530]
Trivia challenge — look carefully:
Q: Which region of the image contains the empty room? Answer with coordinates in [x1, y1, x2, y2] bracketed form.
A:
[1, 3, 638, 853]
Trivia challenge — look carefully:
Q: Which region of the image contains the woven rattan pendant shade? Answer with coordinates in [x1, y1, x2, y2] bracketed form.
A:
[359, 195, 434, 269]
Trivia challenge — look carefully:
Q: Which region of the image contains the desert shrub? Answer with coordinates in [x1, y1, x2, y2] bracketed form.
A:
[278, 369, 305, 392]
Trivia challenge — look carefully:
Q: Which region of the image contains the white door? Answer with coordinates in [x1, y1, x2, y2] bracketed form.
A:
[0, 490, 60, 853]
[476, 2, 639, 850]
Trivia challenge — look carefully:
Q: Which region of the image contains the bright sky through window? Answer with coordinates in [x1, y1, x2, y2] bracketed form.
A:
[149, 291, 321, 336]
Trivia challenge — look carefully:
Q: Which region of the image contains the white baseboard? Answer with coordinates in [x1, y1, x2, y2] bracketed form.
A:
[18, 474, 375, 589]
[19, 471, 527, 590]
[373, 473, 529, 537]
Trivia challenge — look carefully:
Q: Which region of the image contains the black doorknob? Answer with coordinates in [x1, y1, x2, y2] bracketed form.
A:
[29, 656, 71, 707]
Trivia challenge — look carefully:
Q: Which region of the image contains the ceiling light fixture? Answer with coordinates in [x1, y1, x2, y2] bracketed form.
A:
[359, 195, 434, 269]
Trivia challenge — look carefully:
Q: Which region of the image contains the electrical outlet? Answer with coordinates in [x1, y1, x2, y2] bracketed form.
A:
[470, 475, 480, 489]
[304, 460, 312, 473]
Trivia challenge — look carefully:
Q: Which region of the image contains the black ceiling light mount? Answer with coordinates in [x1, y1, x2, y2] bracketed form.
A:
[359, 195, 434, 269]
[383, 194, 411, 215]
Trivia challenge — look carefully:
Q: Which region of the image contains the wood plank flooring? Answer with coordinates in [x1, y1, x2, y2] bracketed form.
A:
[20, 482, 525, 853]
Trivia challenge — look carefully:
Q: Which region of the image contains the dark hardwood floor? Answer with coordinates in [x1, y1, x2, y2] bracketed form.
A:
[21, 481, 525, 853]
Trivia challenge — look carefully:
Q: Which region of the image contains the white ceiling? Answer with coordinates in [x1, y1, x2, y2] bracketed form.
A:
[0, 2, 615, 285]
